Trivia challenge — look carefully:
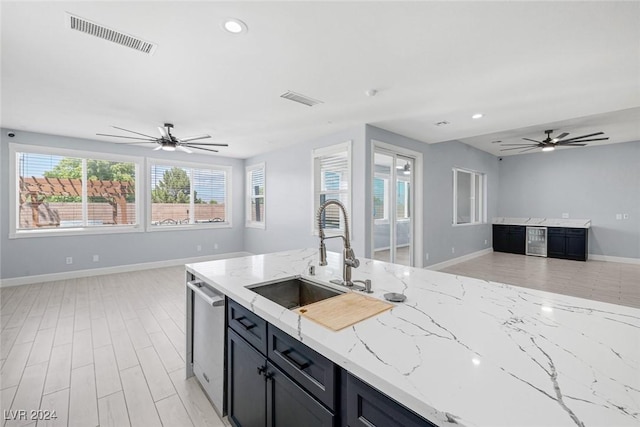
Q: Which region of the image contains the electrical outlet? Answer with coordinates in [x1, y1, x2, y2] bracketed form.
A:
[623, 213, 630, 220]
[66, 257, 73, 265]
[484, 239, 488, 245]
[451, 247, 455, 254]
[214, 243, 219, 250]
[562, 213, 569, 219]
[425, 253, 429, 261]
[93, 255, 99, 262]
[616, 213, 622, 220]
[197, 245, 202, 252]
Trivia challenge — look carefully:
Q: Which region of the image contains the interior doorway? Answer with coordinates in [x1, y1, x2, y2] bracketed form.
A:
[372, 149, 415, 266]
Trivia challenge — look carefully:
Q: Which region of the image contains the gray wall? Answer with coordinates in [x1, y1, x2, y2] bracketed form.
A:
[498, 141, 640, 259]
[0, 129, 245, 279]
[243, 126, 367, 257]
[365, 125, 499, 266]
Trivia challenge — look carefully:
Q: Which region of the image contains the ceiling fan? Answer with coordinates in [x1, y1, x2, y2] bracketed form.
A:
[97, 123, 228, 153]
[498, 129, 609, 153]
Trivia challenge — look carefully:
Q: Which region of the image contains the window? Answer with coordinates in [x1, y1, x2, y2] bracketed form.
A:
[453, 168, 486, 225]
[246, 163, 265, 228]
[10, 144, 140, 237]
[373, 176, 389, 221]
[312, 142, 351, 233]
[396, 179, 411, 220]
[150, 161, 231, 228]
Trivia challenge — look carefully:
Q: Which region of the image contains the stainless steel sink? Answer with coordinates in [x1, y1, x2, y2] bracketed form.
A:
[249, 278, 343, 310]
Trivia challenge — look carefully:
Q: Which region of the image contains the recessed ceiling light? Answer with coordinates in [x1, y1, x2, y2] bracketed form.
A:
[542, 146, 555, 152]
[222, 18, 248, 34]
[472, 113, 483, 119]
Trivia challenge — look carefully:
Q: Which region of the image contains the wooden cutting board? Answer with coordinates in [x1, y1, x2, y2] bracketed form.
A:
[294, 292, 393, 331]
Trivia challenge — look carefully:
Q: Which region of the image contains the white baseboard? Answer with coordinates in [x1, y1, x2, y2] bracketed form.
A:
[426, 248, 493, 271]
[588, 254, 640, 265]
[0, 252, 253, 288]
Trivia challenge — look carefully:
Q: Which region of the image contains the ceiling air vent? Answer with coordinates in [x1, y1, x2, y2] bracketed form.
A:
[66, 13, 157, 55]
[280, 91, 323, 107]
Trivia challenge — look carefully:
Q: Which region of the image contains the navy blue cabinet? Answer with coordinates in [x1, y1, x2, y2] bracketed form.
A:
[547, 227, 588, 261]
[344, 374, 436, 427]
[493, 225, 525, 255]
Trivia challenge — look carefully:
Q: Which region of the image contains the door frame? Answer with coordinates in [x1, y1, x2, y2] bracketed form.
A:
[371, 140, 424, 267]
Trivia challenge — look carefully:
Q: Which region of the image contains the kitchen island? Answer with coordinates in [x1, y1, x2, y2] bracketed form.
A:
[186, 249, 639, 427]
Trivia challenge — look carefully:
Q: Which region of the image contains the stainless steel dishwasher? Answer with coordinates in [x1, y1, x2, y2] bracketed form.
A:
[187, 278, 226, 417]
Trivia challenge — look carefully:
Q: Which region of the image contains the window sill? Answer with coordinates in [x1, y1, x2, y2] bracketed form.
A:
[147, 222, 232, 232]
[9, 225, 144, 239]
[452, 222, 488, 228]
[245, 222, 266, 230]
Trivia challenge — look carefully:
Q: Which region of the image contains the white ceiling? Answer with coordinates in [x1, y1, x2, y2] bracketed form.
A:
[2, 1, 639, 159]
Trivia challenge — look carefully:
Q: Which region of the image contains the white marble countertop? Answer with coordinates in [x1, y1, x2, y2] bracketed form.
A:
[493, 217, 591, 228]
[186, 249, 638, 427]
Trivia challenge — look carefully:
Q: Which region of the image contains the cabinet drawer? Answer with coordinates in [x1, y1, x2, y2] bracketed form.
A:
[228, 299, 267, 356]
[345, 373, 435, 427]
[547, 227, 565, 235]
[509, 225, 526, 234]
[268, 325, 337, 410]
[566, 228, 586, 236]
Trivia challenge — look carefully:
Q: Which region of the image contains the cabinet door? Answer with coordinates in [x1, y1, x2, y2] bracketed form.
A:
[566, 229, 587, 261]
[266, 362, 334, 427]
[345, 374, 435, 427]
[492, 225, 509, 252]
[228, 329, 267, 427]
[547, 229, 566, 258]
[507, 226, 526, 255]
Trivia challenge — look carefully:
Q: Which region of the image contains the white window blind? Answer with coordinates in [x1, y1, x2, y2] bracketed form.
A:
[246, 164, 265, 228]
[313, 142, 351, 233]
[150, 163, 229, 226]
[15, 150, 138, 232]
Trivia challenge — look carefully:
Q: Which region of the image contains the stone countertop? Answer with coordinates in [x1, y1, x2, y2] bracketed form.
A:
[186, 249, 638, 427]
[492, 217, 591, 228]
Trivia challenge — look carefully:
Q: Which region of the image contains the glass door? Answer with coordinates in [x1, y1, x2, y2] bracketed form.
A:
[372, 150, 414, 266]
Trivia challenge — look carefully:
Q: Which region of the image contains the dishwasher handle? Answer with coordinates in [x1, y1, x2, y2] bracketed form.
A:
[187, 281, 225, 307]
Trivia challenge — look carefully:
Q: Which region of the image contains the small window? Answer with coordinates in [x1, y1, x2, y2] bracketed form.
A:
[246, 163, 265, 228]
[373, 176, 389, 221]
[11, 145, 140, 237]
[396, 179, 411, 220]
[453, 168, 486, 225]
[312, 142, 351, 234]
[150, 162, 231, 228]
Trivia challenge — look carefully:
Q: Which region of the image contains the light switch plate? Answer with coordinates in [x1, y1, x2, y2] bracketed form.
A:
[623, 213, 630, 220]
[616, 214, 622, 220]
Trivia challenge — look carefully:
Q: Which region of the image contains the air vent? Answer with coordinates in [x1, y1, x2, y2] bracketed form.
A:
[280, 91, 323, 107]
[66, 13, 157, 55]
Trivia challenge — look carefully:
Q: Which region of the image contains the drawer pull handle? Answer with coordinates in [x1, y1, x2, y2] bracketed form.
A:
[281, 348, 311, 370]
[236, 316, 256, 330]
[264, 371, 274, 381]
[257, 365, 266, 376]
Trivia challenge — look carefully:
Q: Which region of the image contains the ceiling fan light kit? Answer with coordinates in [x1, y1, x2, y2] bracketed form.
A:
[96, 123, 229, 154]
[500, 129, 608, 154]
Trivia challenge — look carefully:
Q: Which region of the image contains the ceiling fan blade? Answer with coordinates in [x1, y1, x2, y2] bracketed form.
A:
[96, 133, 156, 141]
[111, 126, 157, 139]
[153, 146, 163, 151]
[501, 146, 538, 151]
[182, 142, 229, 147]
[178, 134, 211, 143]
[559, 132, 604, 142]
[177, 146, 193, 154]
[522, 138, 543, 143]
[500, 143, 539, 146]
[559, 143, 587, 147]
[553, 132, 569, 141]
[190, 146, 219, 153]
[559, 137, 609, 144]
[158, 126, 169, 138]
[519, 147, 540, 153]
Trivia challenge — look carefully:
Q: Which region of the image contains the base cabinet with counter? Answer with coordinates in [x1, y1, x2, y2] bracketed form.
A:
[225, 299, 434, 427]
[493, 224, 588, 261]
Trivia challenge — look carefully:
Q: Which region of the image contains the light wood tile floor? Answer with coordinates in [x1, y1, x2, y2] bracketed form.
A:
[440, 252, 640, 309]
[0, 267, 225, 427]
